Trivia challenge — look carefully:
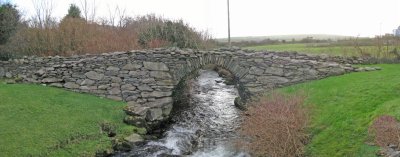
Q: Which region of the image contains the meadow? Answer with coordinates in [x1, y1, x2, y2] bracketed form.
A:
[246, 43, 400, 58]
[278, 64, 400, 156]
[0, 82, 141, 156]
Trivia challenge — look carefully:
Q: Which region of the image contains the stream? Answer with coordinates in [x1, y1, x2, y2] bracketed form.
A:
[117, 70, 248, 157]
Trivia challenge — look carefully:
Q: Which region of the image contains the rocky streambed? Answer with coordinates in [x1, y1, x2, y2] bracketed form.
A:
[115, 70, 248, 157]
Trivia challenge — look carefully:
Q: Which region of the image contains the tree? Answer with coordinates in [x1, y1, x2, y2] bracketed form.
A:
[0, 3, 20, 45]
[66, 4, 81, 18]
[31, 0, 55, 29]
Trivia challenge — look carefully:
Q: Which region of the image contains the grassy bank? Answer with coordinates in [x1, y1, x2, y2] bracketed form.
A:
[0, 82, 136, 156]
[246, 43, 399, 57]
[276, 64, 400, 156]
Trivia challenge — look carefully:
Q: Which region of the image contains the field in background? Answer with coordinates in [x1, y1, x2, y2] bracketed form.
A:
[0, 82, 140, 156]
[278, 64, 400, 156]
[217, 34, 351, 42]
[246, 43, 400, 57]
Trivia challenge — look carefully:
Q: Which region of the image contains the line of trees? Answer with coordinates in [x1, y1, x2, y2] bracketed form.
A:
[0, 0, 215, 60]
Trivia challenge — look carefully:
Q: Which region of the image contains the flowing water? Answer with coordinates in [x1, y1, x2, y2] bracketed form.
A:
[117, 70, 248, 157]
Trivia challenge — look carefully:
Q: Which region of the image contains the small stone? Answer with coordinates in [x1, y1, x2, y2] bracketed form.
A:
[143, 62, 169, 71]
[80, 86, 91, 90]
[123, 116, 146, 127]
[98, 85, 109, 90]
[126, 95, 139, 101]
[123, 133, 143, 144]
[122, 63, 142, 71]
[264, 67, 284, 76]
[364, 67, 375, 71]
[129, 71, 147, 76]
[80, 79, 95, 86]
[49, 83, 63, 88]
[5, 79, 16, 84]
[142, 78, 156, 84]
[41, 78, 62, 83]
[63, 82, 80, 89]
[85, 71, 104, 80]
[145, 97, 173, 107]
[109, 88, 121, 95]
[5, 72, 12, 78]
[125, 105, 150, 116]
[107, 66, 120, 71]
[330, 67, 345, 75]
[105, 70, 119, 76]
[156, 80, 175, 86]
[162, 104, 173, 116]
[149, 71, 172, 79]
[257, 76, 289, 84]
[111, 77, 122, 83]
[254, 59, 263, 63]
[137, 84, 153, 91]
[141, 91, 172, 98]
[121, 84, 136, 90]
[249, 67, 264, 75]
[35, 69, 46, 76]
[106, 95, 122, 101]
[146, 108, 163, 121]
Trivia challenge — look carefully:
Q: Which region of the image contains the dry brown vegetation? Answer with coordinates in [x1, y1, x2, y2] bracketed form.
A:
[0, 16, 214, 59]
[369, 115, 400, 148]
[239, 92, 309, 157]
[0, 1, 215, 60]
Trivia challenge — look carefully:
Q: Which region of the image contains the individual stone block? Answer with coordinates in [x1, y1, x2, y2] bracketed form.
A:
[141, 91, 172, 98]
[146, 108, 163, 121]
[63, 82, 80, 89]
[143, 62, 169, 71]
[85, 71, 104, 80]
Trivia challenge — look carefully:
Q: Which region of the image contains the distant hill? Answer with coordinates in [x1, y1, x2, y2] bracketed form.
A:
[217, 34, 354, 42]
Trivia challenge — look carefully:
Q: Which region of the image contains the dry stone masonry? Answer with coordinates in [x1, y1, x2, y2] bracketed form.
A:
[0, 48, 373, 127]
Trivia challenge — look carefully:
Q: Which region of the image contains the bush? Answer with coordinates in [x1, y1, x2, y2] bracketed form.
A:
[1, 14, 215, 59]
[369, 115, 400, 148]
[135, 15, 213, 49]
[239, 92, 309, 157]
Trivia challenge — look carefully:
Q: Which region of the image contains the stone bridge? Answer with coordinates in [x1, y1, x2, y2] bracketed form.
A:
[0, 48, 362, 127]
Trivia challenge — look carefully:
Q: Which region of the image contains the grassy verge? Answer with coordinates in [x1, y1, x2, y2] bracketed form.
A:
[245, 43, 399, 57]
[0, 82, 136, 156]
[276, 64, 400, 156]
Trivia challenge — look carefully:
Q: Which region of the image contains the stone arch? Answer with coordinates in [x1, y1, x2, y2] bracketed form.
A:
[168, 53, 252, 102]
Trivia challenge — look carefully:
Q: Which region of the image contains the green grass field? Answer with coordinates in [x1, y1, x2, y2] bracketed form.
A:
[0, 82, 137, 156]
[246, 43, 399, 57]
[277, 64, 400, 156]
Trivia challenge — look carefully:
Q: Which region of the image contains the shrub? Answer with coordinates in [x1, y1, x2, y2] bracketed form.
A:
[135, 15, 213, 49]
[0, 14, 215, 59]
[239, 92, 309, 157]
[368, 115, 400, 148]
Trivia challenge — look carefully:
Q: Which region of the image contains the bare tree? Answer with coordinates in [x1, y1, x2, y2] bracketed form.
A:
[80, 0, 88, 22]
[80, 0, 97, 23]
[31, 0, 55, 28]
[116, 6, 126, 27]
[89, 0, 97, 22]
[107, 5, 116, 26]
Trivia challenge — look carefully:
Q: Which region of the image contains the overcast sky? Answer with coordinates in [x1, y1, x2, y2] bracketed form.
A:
[9, 0, 400, 38]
